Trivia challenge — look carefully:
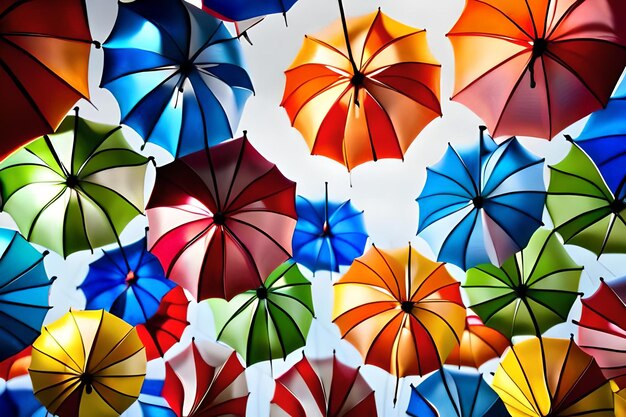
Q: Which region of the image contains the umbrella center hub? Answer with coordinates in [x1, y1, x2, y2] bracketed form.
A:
[213, 212, 226, 225]
[514, 283, 528, 298]
[256, 286, 268, 300]
[80, 373, 94, 394]
[351, 71, 365, 87]
[125, 270, 137, 285]
[322, 221, 332, 236]
[471, 196, 484, 209]
[610, 198, 625, 213]
[179, 60, 195, 77]
[65, 174, 80, 188]
[400, 301, 415, 313]
[531, 38, 548, 57]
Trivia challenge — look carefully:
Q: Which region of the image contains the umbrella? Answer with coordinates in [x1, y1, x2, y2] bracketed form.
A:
[417, 126, 545, 270]
[208, 261, 314, 366]
[616, 383, 626, 417]
[492, 337, 614, 416]
[546, 142, 626, 256]
[282, 5, 441, 171]
[447, 0, 626, 139]
[0, 0, 93, 157]
[137, 379, 176, 417]
[163, 339, 248, 417]
[79, 237, 175, 326]
[0, 113, 150, 258]
[28, 309, 146, 417]
[0, 229, 53, 361]
[146, 134, 297, 301]
[463, 228, 582, 339]
[270, 352, 377, 417]
[292, 182, 368, 274]
[101, 0, 254, 158]
[201, 0, 298, 21]
[576, 276, 626, 388]
[0, 347, 31, 381]
[407, 368, 509, 417]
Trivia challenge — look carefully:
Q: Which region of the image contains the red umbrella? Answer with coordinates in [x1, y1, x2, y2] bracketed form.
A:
[147, 135, 297, 301]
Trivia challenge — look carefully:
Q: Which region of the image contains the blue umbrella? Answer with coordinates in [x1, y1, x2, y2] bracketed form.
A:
[417, 126, 545, 270]
[201, 0, 299, 21]
[407, 368, 510, 417]
[79, 237, 175, 326]
[136, 379, 176, 417]
[101, 0, 254, 158]
[0, 229, 52, 361]
[292, 182, 368, 273]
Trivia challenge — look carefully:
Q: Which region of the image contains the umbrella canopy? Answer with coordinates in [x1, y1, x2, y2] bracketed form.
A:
[447, 0, 626, 140]
[407, 368, 509, 417]
[0, 347, 31, 381]
[546, 142, 626, 256]
[492, 337, 614, 417]
[282, 7, 441, 171]
[163, 339, 248, 417]
[79, 237, 175, 326]
[208, 261, 314, 366]
[101, 0, 254, 158]
[270, 353, 377, 417]
[137, 379, 176, 417]
[292, 183, 368, 273]
[0, 229, 52, 362]
[146, 135, 297, 301]
[464, 228, 582, 339]
[616, 384, 626, 417]
[0, 0, 93, 157]
[0, 114, 150, 258]
[29, 309, 146, 417]
[201, 0, 298, 21]
[417, 127, 545, 270]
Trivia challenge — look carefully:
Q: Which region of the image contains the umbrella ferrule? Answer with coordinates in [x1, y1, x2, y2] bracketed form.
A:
[65, 174, 80, 188]
[609, 198, 625, 213]
[471, 196, 484, 209]
[400, 301, 415, 313]
[256, 286, 268, 299]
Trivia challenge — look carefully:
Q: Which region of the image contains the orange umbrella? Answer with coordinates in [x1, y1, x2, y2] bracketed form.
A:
[447, 0, 626, 140]
[282, 4, 441, 171]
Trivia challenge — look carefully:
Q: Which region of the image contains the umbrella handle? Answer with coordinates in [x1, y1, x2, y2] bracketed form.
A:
[337, 0, 360, 79]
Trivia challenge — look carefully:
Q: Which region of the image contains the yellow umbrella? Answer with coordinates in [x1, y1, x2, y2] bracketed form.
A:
[29, 310, 146, 417]
[613, 381, 626, 417]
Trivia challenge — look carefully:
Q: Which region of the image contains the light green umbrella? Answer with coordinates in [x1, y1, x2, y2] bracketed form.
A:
[208, 261, 315, 366]
[0, 113, 149, 257]
[463, 228, 582, 338]
[547, 141, 626, 256]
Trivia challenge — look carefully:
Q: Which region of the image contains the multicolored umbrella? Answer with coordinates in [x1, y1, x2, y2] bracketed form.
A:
[447, 0, 626, 139]
[492, 337, 614, 417]
[29, 309, 146, 417]
[208, 261, 314, 366]
[417, 127, 545, 270]
[101, 0, 254, 158]
[292, 182, 368, 274]
[0, 114, 150, 258]
[147, 135, 297, 301]
[464, 228, 582, 339]
[282, 6, 441, 171]
[201, 0, 298, 21]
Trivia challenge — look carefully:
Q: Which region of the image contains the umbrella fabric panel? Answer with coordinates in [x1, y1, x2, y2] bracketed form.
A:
[201, 0, 299, 21]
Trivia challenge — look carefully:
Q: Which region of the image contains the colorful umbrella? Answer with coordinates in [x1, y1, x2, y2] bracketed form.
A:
[201, 0, 298, 21]
[208, 261, 314, 366]
[492, 337, 614, 417]
[464, 228, 582, 339]
[417, 126, 545, 270]
[0, 229, 53, 361]
[101, 0, 254, 158]
[547, 142, 626, 256]
[146, 135, 297, 301]
[282, 6, 441, 171]
[163, 339, 248, 417]
[292, 182, 368, 274]
[137, 379, 176, 417]
[79, 237, 175, 326]
[29, 309, 146, 417]
[407, 368, 509, 417]
[270, 353, 377, 417]
[0, 114, 150, 258]
[447, 0, 626, 139]
[0, 0, 93, 157]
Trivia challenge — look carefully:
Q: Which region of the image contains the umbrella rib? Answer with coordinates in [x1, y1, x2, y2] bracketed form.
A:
[0, 0, 33, 20]
[551, 206, 614, 246]
[469, 293, 516, 323]
[333, 301, 397, 335]
[357, 10, 381, 69]
[549, 164, 611, 197]
[99, 247, 131, 277]
[552, 338, 576, 409]
[215, 297, 258, 340]
[361, 29, 427, 71]
[32, 332, 82, 374]
[281, 68, 348, 111]
[418, 201, 471, 233]
[493, 361, 542, 415]
[363, 310, 402, 368]
[423, 165, 475, 198]
[483, 158, 544, 196]
[522, 230, 554, 284]
[410, 263, 448, 300]
[33, 377, 81, 407]
[24, 187, 67, 242]
[544, 51, 605, 108]
[270, 291, 315, 316]
[577, 345, 626, 354]
[91, 380, 135, 414]
[447, 207, 479, 270]
[267, 298, 308, 347]
[228, 179, 295, 215]
[486, 199, 544, 225]
[474, 0, 534, 40]
[545, 0, 585, 40]
[364, 88, 403, 159]
[222, 132, 248, 209]
[228, 217, 292, 258]
[526, 291, 575, 320]
[90, 331, 141, 374]
[597, 211, 619, 257]
[119, 70, 181, 127]
[0, 245, 43, 291]
[371, 246, 403, 298]
[529, 267, 583, 286]
[121, 4, 186, 59]
[29, 346, 80, 375]
[414, 305, 461, 345]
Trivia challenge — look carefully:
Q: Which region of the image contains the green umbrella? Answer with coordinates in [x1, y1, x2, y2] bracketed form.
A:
[208, 261, 315, 366]
[463, 228, 582, 338]
[547, 141, 626, 256]
[0, 113, 149, 257]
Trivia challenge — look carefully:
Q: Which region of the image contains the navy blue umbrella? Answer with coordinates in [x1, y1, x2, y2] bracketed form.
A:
[202, 0, 299, 21]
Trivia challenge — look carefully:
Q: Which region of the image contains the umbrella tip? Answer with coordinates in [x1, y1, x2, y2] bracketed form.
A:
[50, 276, 57, 282]
[147, 155, 156, 166]
[490, 372, 495, 376]
[564, 134, 574, 143]
[599, 276, 605, 282]
[570, 333, 574, 340]
[42, 250, 50, 257]
[92, 40, 101, 49]
[479, 125, 487, 132]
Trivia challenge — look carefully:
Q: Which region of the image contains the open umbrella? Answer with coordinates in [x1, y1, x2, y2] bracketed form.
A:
[0, 229, 53, 362]
[0, 0, 93, 157]
[146, 134, 297, 301]
[163, 339, 248, 417]
[270, 353, 377, 417]
[464, 228, 582, 339]
[282, 5, 441, 171]
[208, 261, 314, 366]
[292, 182, 368, 274]
[547, 142, 626, 256]
[417, 126, 545, 270]
[201, 0, 298, 21]
[29, 309, 146, 417]
[447, 0, 626, 140]
[492, 337, 614, 417]
[0, 113, 150, 258]
[101, 0, 254, 158]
